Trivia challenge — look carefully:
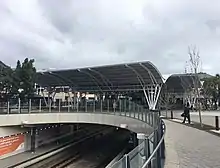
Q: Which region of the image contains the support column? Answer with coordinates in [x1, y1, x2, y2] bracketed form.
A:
[30, 127, 36, 153]
[143, 84, 162, 110]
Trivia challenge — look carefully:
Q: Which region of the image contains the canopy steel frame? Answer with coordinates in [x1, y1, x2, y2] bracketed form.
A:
[88, 68, 113, 91]
[77, 69, 103, 92]
[126, 64, 162, 110]
[36, 61, 163, 108]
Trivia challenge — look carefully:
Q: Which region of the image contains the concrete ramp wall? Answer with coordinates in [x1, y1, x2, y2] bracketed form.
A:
[0, 113, 153, 134]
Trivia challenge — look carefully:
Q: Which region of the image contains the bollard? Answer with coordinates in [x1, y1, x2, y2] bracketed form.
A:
[215, 116, 219, 131]
[171, 110, 173, 119]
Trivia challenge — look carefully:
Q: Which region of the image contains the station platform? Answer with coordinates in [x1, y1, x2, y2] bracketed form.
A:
[0, 129, 86, 168]
[1, 140, 61, 168]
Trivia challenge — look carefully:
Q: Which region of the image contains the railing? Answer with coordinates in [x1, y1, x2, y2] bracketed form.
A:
[0, 98, 165, 167]
[0, 99, 155, 126]
[110, 118, 165, 168]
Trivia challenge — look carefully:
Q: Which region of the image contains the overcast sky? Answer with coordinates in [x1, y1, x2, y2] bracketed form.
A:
[0, 0, 220, 75]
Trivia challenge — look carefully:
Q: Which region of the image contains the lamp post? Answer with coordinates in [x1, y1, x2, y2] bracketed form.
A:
[18, 88, 24, 113]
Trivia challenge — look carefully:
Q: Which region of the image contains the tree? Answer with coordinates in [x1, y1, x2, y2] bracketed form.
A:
[203, 74, 220, 109]
[0, 58, 36, 102]
[188, 45, 203, 126]
[18, 58, 36, 100]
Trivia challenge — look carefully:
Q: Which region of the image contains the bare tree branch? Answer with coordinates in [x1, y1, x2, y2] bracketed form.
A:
[188, 45, 203, 127]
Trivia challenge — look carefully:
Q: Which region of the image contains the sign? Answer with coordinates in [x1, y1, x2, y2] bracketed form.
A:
[0, 134, 24, 156]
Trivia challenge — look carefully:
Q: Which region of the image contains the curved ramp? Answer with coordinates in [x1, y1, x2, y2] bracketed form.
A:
[0, 113, 153, 134]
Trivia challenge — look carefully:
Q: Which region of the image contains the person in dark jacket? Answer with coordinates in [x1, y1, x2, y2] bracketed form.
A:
[182, 103, 191, 124]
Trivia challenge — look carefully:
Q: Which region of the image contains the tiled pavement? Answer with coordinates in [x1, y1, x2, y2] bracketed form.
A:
[164, 119, 220, 168]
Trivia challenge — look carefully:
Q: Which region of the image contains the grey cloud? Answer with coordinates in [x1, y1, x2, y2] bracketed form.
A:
[0, 0, 220, 75]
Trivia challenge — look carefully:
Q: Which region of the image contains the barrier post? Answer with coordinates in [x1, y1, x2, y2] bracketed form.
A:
[215, 116, 219, 131]
[160, 121, 165, 159]
[171, 110, 173, 119]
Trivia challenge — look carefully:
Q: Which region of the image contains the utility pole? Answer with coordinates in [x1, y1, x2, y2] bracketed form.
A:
[188, 45, 203, 127]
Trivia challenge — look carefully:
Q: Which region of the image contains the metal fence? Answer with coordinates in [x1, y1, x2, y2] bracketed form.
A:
[0, 99, 154, 126]
[0, 98, 166, 167]
[110, 118, 165, 168]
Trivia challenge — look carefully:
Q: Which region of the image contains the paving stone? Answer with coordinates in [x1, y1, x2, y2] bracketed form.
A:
[164, 120, 220, 168]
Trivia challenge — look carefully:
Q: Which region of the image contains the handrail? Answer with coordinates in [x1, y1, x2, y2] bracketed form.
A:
[141, 119, 166, 168]
[1, 98, 165, 168]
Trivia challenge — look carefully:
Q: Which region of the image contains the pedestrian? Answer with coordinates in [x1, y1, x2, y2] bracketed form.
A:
[182, 103, 191, 124]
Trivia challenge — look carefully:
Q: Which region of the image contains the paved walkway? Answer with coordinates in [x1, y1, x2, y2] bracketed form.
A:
[162, 110, 219, 128]
[164, 119, 220, 168]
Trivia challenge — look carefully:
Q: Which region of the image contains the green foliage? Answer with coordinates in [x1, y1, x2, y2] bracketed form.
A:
[203, 74, 220, 101]
[0, 58, 36, 101]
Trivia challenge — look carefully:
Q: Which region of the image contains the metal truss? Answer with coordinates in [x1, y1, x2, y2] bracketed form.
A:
[88, 68, 113, 91]
[77, 69, 103, 92]
[126, 64, 162, 110]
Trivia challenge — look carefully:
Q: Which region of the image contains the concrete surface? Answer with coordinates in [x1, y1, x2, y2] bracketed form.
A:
[164, 119, 220, 168]
[0, 112, 153, 134]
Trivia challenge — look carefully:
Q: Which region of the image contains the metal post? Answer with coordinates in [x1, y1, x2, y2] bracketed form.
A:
[122, 154, 130, 168]
[144, 138, 151, 167]
[141, 107, 144, 121]
[30, 127, 36, 153]
[138, 105, 140, 119]
[145, 111, 148, 123]
[152, 130, 158, 168]
[148, 112, 151, 125]
[113, 99, 116, 114]
[157, 125, 162, 168]
[107, 99, 110, 112]
[39, 99, 42, 112]
[29, 99, 31, 113]
[77, 97, 79, 112]
[7, 101, 10, 114]
[68, 99, 70, 112]
[160, 122, 165, 159]
[85, 99, 87, 112]
[119, 99, 122, 115]
[129, 100, 133, 117]
[93, 99, 95, 112]
[215, 116, 219, 131]
[18, 98, 21, 113]
[74, 93, 76, 110]
[58, 99, 61, 112]
[49, 99, 51, 112]
[134, 102, 136, 118]
[100, 99, 103, 112]
[137, 133, 146, 166]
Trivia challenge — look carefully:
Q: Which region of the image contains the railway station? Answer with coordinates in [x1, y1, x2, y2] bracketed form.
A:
[0, 61, 165, 168]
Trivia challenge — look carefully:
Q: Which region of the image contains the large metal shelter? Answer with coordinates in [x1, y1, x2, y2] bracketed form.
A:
[36, 61, 163, 110]
[165, 74, 199, 94]
[164, 73, 212, 94]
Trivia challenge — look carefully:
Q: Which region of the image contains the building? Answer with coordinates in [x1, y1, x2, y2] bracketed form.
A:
[162, 72, 212, 109]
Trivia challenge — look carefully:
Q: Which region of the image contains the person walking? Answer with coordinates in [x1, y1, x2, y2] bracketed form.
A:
[182, 103, 191, 124]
